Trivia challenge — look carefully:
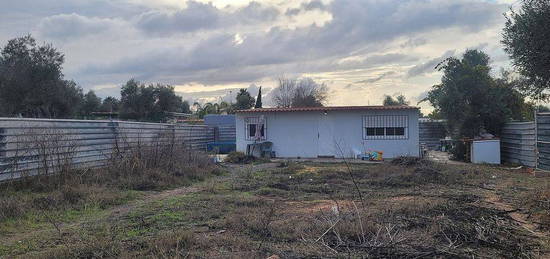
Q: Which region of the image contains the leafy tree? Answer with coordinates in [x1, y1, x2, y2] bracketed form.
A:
[80, 90, 102, 117]
[0, 35, 83, 118]
[193, 101, 233, 118]
[154, 84, 184, 119]
[272, 77, 328, 108]
[426, 110, 443, 120]
[59, 80, 86, 117]
[423, 50, 530, 139]
[181, 101, 191, 114]
[502, 0, 550, 100]
[194, 102, 217, 118]
[119, 79, 185, 121]
[120, 79, 147, 120]
[234, 88, 255, 110]
[218, 101, 233, 114]
[193, 101, 235, 118]
[100, 96, 120, 112]
[255, 86, 263, 108]
[422, 50, 534, 160]
[383, 94, 409, 106]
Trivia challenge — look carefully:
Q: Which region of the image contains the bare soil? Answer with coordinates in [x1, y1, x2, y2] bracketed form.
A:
[1, 160, 549, 258]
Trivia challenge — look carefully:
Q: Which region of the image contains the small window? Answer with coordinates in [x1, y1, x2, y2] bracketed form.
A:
[365, 127, 387, 136]
[363, 115, 408, 140]
[366, 128, 375, 136]
[394, 127, 405, 136]
[248, 124, 264, 139]
[245, 117, 266, 140]
[385, 127, 405, 136]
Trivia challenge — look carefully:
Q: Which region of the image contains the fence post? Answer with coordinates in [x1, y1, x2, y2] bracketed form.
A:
[0, 128, 6, 179]
[108, 120, 120, 160]
[0, 128, 5, 158]
[535, 111, 538, 170]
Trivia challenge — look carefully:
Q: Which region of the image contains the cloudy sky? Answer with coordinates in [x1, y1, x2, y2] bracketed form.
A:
[0, 0, 518, 113]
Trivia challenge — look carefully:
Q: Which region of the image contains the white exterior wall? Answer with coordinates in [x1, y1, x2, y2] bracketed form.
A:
[236, 109, 419, 158]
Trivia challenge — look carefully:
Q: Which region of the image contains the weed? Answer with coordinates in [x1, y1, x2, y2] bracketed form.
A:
[524, 185, 550, 230]
[391, 156, 432, 167]
[225, 151, 252, 163]
[150, 229, 195, 258]
[2, 159, 549, 258]
[0, 133, 219, 236]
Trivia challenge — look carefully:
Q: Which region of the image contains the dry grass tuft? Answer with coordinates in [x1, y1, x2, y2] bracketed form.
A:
[0, 133, 219, 226]
[525, 186, 550, 230]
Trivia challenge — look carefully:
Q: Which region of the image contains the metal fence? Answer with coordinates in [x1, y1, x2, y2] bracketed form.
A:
[0, 118, 214, 181]
[215, 125, 236, 142]
[537, 113, 550, 170]
[501, 122, 536, 167]
[499, 113, 550, 169]
[419, 119, 446, 150]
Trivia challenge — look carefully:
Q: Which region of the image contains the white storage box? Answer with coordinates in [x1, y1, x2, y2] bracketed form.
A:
[470, 139, 500, 164]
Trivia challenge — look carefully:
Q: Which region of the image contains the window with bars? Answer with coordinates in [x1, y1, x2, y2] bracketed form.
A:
[363, 115, 408, 139]
[245, 117, 266, 140]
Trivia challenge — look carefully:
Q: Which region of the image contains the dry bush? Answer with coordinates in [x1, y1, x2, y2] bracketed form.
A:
[29, 236, 123, 259]
[391, 156, 432, 167]
[431, 202, 541, 258]
[525, 186, 550, 230]
[102, 132, 215, 190]
[224, 151, 248, 163]
[369, 163, 466, 188]
[0, 128, 218, 223]
[0, 196, 26, 221]
[293, 196, 541, 258]
[226, 204, 278, 241]
[149, 229, 195, 258]
[4, 127, 80, 189]
[288, 156, 541, 257]
[296, 201, 413, 257]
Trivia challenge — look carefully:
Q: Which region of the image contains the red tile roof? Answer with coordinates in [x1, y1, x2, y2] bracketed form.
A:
[235, 105, 419, 113]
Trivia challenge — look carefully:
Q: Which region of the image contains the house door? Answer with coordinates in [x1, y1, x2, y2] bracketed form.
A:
[318, 114, 335, 157]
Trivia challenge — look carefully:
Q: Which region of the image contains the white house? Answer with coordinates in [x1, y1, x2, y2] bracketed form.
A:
[235, 106, 420, 159]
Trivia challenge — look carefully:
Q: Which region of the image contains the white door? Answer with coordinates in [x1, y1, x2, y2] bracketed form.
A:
[318, 114, 334, 157]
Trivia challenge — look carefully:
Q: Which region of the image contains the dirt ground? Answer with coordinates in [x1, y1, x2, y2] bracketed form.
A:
[1, 159, 549, 258]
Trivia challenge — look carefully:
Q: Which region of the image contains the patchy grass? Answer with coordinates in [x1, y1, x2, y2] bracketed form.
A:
[0, 145, 221, 256]
[1, 159, 549, 258]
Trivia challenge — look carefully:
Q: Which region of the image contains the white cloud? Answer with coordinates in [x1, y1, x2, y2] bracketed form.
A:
[38, 13, 127, 39]
[407, 50, 456, 78]
[1, 0, 513, 114]
[134, 1, 280, 36]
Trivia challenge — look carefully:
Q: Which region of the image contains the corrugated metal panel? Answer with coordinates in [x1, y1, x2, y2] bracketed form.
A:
[501, 121, 536, 167]
[0, 118, 215, 181]
[217, 125, 236, 142]
[537, 114, 550, 170]
[419, 120, 446, 150]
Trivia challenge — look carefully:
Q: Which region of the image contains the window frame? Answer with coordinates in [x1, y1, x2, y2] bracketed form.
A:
[245, 117, 267, 141]
[362, 115, 408, 140]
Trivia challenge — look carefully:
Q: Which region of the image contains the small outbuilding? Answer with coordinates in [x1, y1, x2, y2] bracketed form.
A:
[235, 106, 420, 159]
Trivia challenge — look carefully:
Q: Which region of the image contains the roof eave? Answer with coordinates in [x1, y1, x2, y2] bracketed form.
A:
[235, 106, 420, 113]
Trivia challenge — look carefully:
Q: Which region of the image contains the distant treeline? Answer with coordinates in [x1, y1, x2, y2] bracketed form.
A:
[0, 35, 330, 122]
[0, 35, 260, 122]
